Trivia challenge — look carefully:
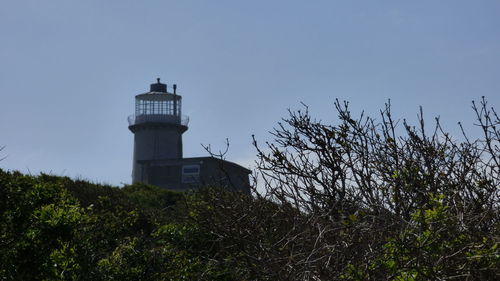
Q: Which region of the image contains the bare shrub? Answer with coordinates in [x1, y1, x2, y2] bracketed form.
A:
[191, 98, 499, 280]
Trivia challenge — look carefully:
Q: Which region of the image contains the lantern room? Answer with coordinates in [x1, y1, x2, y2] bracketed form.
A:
[128, 78, 189, 128]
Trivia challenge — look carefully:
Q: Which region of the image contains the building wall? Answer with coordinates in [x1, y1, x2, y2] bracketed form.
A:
[133, 157, 251, 193]
[148, 164, 182, 189]
[193, 158, 251, 193]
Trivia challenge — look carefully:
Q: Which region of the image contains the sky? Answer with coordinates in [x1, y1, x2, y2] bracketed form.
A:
[1, 0, 499, 186]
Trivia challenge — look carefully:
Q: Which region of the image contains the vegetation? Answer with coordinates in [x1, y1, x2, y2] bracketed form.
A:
[0, 172, 237, 280]
[195, 98, 499, 280]
[1, 98, 499, 280]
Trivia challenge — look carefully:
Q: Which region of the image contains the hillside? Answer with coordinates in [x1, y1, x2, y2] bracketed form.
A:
[1, 166, 498, 280]
[0, 170, 241, 280]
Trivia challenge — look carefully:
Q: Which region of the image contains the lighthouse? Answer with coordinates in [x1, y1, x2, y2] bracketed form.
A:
[128, 79, 251, 192]
[128, 78, 189, 187]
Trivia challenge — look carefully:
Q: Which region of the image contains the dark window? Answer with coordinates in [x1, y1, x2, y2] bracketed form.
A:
[183, 167, 199, 174]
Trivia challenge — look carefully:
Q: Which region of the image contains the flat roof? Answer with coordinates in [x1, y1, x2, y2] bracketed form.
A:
[138, 156, 252, 174]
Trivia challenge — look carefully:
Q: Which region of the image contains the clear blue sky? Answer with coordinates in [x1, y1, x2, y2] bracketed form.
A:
[1, 0, 499, 185]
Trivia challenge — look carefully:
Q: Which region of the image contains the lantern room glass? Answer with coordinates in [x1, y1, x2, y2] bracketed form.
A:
[135, 96, 181, 116]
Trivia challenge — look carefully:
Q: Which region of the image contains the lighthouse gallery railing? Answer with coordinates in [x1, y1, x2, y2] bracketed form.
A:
[128, 114, 189, 127]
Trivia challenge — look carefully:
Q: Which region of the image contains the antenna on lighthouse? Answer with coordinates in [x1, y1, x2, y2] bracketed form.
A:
[173, 84, 178, 115]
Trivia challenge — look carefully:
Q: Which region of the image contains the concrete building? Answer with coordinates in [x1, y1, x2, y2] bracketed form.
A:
[128, 79, 251, 193]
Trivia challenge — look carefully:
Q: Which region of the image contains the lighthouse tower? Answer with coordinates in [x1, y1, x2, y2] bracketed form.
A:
[128, 78, 189, 185]
[128, 79, 251, 192]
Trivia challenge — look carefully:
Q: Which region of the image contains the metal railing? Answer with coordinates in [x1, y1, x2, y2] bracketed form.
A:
[128, 114, 189, 127]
